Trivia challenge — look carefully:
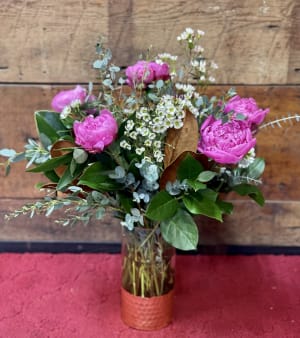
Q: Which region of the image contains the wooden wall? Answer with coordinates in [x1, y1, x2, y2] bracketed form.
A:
[0, 0, 299, 247]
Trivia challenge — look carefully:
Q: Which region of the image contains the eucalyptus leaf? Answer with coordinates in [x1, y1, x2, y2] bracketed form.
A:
[0, 149, 16, 158]
[34, 111, 67, 149]
[197, 170, 217, 182]
[73, 148, 88, 164]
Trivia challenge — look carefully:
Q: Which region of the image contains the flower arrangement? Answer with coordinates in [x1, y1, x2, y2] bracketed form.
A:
[0, 28, 271, 252]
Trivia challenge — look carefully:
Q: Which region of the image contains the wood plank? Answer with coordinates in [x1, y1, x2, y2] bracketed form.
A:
[1, 85, 299, 200]
[0, 199, 299, 246]
[0, 0, 108, 83]
[0, 0, 299, 84]
[287, 3, 300, 83]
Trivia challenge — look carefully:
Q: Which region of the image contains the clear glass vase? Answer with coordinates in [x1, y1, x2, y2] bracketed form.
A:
[121, 226, 175, 297]
[120, 226, 176, 330]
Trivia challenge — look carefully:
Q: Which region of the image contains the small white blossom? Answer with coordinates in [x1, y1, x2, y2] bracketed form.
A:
[60, 106, 71, 119]
[129, 131, 138, 140]
[125, 120, 134, 131]
[153, 140, 161, 148]
[210, 61, 218, 69]
[144, 139, 152, 147]
[197, 30, 205, 36]
[238, 148, 256, 168]
[194, 45, 204, 53]
[157, 53, 178, 61]
[173, 119, 184, 129]
[120, 140, 131, 150]
[136, 147, 145, 155]
[70, 99, 82, 108]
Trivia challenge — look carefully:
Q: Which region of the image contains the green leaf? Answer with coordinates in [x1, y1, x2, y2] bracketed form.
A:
[198, 188, 218, 201]
[26, 153, 73, 173]
[216, 200, 234, 215]
[34, 111, 67, 149]
[245, 158, 265, 179]
[177, 153, 203, 181]
[56, 166, 74, 191]
[44, 170, 60, 183]
[78, 162, 122, 191]
[197, 170, 217, 183]
[117, 192, 134, 213]
[161, 208, 198, 250]
[186, 179, 206, 191]
[183, 191, 223, 221]
[145, 190, 179, 221]
[232, 184, 265, 206]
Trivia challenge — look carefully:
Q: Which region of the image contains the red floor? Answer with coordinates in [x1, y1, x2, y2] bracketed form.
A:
[0, 254, 299, 337]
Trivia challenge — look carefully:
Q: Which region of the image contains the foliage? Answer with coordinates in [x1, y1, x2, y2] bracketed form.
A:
[0, 28, 274, 251]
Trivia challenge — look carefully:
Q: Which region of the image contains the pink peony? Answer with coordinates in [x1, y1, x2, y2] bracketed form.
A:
[197, 116, 256, 164]
[151, 62, 170, 81]
[51, 85, 87, 112]
[125, 61, 170, 88]
[224, 96, 269, 127]
[73, 109, 118, 153]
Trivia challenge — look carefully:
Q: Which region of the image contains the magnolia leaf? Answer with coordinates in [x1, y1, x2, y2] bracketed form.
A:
[164, 110, 199, 168]
[78, 162, 121, 192]
[56, 166, 74, 191]
[50, 140, 75, 177]
[161, 208, 198, 250]
[26, 153, 73, 173]
[34, 111, 67, 149]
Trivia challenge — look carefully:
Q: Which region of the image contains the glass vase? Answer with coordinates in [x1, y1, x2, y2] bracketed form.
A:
[120, 226, 175, 330]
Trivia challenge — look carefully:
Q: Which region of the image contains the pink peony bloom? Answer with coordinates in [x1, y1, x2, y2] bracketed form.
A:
[125, 61, 170, 88]
[224, 95, 269, 126]
[197, 116, 256, 164]
[151, 62, 170, 81]
[73, 109, 118, 153]
[51, 85, 87, 112]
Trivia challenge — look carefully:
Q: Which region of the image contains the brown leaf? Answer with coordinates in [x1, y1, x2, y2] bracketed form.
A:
[50, 140, 75, 177]
[164, 110, 199, 168]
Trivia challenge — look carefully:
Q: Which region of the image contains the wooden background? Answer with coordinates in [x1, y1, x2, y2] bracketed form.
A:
[0, 0, 299, 248]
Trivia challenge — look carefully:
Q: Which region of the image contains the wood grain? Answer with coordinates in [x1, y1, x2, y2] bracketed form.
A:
[0, 0, 299, 84]
[0, 1, 299, 246]
[1, 199, 299, 246]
